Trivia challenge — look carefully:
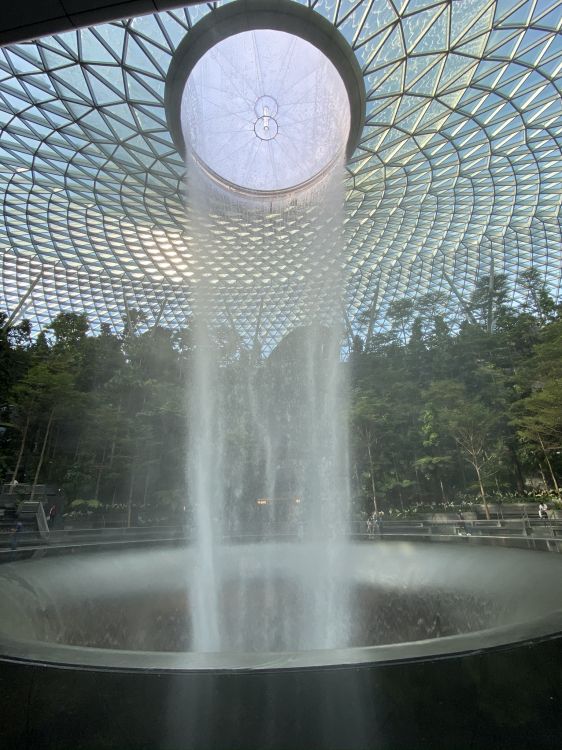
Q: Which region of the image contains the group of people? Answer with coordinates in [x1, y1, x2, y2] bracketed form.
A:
[366, 511, 384, 536]
[364, 503, 551, 534]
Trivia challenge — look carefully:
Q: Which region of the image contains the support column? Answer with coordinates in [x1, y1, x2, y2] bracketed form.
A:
[1, 272, 42, 333]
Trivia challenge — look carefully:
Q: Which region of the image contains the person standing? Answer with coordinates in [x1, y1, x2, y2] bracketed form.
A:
[10, 520, 23, 552]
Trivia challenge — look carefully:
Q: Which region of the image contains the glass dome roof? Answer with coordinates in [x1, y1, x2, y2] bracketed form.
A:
[181, 30, 350, 195]
[0, 0, 560, 349]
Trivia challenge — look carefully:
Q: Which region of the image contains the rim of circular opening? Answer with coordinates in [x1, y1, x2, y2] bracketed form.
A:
[3, 541, 562, 672]
[2, 611, 562, 673]
[165, 0, 366, 180]
[189, 147, 345, 200]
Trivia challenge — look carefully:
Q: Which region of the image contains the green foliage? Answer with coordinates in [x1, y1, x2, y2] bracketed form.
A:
[70, 499, 102, 510]
[349, 269, 561, 514]
[0, 313, 189, 514]
[0, 266, 560, 520]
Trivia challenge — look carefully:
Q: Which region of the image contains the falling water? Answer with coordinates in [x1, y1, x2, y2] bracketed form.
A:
[185, 155, 351, 653]
[186, 306, 222, 652]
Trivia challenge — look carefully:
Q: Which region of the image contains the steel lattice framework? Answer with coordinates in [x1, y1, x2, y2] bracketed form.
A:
[0, 0, 561, 346]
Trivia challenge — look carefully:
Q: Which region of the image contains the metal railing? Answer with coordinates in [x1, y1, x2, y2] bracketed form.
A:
[356, 517, 562, 535]
[2, 516, 562, 560]
[0, 524, 187, 557]
[351, 517, 562, 550]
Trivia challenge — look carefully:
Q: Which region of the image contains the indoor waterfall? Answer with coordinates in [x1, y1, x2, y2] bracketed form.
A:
[185, 156, 352, 652]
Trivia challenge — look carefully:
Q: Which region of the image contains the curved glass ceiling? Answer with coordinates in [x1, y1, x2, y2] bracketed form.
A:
[0, 0, 560, 349]
[181, 30, 350, 194]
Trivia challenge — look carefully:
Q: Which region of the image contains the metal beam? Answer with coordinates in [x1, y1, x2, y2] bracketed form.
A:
[341, 302, 354, 352]
[364, 275, 381, 351]
[487, 253, 495, 334]
[442, 269, 478, 325]
[150, 297, 167, 334]
[122, 295, 133, 338]
[1, 272, 42, 333]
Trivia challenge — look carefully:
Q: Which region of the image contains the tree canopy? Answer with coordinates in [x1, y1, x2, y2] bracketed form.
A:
[0, 269, 561, 524]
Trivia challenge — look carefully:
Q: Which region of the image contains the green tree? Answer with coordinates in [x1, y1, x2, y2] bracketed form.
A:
[469, 273, 510, 333]
[11, 359, 85, 496]
[518, 268, 555, 325]
[422, 381, 501, 518]
[512, 319, 562, 493]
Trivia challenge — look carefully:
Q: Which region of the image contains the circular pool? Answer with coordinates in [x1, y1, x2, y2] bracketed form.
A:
[2, 540, 562, 748]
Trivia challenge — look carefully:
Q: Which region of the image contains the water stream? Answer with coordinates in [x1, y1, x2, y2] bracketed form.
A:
[185, 151, 350, 653]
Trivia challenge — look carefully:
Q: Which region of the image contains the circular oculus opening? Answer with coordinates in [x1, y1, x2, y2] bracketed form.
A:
[180, 29, 351, 195]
